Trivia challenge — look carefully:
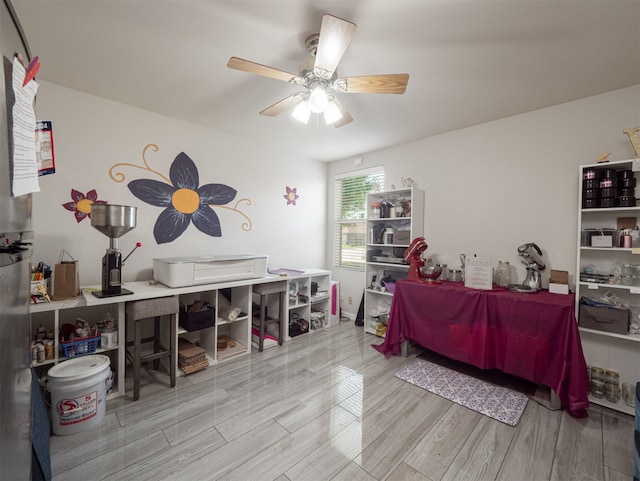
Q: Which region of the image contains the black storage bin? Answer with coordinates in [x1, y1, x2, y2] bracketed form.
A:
[179, 302, 215, 331]
[578, 299, 629, 334]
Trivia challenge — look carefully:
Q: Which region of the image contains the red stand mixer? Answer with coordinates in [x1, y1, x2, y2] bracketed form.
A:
[404, 237, 443, 283]
[404, 237, 428, 282]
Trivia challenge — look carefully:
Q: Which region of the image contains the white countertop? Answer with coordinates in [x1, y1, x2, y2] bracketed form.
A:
[30, 268, 330, 313]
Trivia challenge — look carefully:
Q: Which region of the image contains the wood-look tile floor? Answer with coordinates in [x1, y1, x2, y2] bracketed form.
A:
[49, 322, 635, 481]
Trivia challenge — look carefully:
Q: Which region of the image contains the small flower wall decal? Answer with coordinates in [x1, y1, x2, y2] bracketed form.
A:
[109, 144, 252, 244]
[62, 189, 107, 223]
[284, 186, 299, 206]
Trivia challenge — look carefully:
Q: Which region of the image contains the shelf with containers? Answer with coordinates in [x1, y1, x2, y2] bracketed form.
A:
[364, 187, 424, 337]
[177, 285, 251, 368]
[30, 299, 125, 399]
[576, 158, 640, 415]
[29, 274, 332, 400]
[285, 269, 332, 340]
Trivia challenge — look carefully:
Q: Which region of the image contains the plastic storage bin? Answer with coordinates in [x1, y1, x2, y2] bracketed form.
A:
[46, 354, 112, 435]
[60, 336, 100, 359]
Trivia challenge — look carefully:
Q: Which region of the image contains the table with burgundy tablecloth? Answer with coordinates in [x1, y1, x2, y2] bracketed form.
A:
[373, 280, 590, 417]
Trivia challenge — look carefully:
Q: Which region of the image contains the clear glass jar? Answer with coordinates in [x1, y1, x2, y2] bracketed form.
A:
[605, 370, 620, 384]
[590, 380, 605, 398]
[605, 382, 620, 403]
[370, 203, 380, 219]
[495, 261, 511, 287]
[590, 366, 605, 382]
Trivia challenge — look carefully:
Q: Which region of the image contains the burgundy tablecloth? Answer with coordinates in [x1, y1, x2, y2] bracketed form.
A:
[374, 280, 590, 417]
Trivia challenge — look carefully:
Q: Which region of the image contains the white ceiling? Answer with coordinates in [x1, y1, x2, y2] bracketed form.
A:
[11, 0, 640, 162]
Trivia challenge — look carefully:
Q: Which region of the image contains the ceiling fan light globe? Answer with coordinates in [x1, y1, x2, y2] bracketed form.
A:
[309, 86, 329, 113]
[292, 101, 311, 124]
[324, 101, 343, 125]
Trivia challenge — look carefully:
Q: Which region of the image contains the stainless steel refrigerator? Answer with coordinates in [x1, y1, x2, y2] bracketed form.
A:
[0, 0, 35, 479]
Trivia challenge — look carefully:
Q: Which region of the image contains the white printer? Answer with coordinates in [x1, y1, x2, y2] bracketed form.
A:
[153, 255, 268, 287]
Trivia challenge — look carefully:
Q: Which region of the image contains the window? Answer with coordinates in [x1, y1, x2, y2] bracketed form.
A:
[334, 168, 384, 268]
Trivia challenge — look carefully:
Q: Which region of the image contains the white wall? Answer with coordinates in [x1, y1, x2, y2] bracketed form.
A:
[32, 81, 328, 289]
[328, 85, 640, 319]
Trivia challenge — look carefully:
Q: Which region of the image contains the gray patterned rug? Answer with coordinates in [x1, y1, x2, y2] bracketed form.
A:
[395, 359, 528, 426]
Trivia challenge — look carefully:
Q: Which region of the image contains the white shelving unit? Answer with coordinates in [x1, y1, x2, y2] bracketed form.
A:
[31, 299, 125, 399]
[29, 271, 332, 397]
[177, 285, 251, 367]
[364, 187, 424, 337]
[285, 269, 332, 341]
[576, 158, 640, 415]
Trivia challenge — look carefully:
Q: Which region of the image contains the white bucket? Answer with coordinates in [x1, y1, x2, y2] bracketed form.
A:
[46, 354, 112, 436]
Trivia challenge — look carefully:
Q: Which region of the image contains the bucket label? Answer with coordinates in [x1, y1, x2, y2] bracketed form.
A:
[56, 390, 98, 426]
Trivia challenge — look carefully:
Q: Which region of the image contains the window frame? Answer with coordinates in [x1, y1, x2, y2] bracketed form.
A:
[333, 167, 385, 270]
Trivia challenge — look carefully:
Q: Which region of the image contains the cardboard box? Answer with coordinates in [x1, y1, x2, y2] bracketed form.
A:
[549, 269, 569, 295]
[392, 229, 411, 244]
[617, 217, 637, 230]
[549, 283, 569, 295]
[591, 235, 613, 247]
[578, 302, 630, 334]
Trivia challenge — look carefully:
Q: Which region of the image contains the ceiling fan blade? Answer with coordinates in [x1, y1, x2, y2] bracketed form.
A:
[340, 74, 410, 94]
[314, 15, 356, 79]
[331, 97, 353, 128]
[259, 93, 305, 117]
[227, 57, 301, 84]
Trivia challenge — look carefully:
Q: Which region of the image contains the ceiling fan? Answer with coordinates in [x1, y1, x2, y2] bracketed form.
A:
[227, 14, 409, 128]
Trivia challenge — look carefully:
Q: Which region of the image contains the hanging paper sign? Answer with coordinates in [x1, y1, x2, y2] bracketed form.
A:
[11, 56, 40, 196]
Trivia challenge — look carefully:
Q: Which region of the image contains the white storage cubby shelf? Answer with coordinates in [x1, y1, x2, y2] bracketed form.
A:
[364, 187, 424, 337]
[30, 271, 333, 398]
[30, 299, 125, 400]
[286, 269, 332, 340]
[177, 285, 252, 367]
[576, 158, 640, 415]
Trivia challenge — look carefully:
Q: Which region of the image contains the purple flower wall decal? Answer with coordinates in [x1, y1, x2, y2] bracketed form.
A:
[62, 189, 107, 223]
[284, 186, 299, 206]
[128, 152, 237, 244]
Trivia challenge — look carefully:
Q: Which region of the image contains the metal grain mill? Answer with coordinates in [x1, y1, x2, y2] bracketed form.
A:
[90, 204, 138, 298]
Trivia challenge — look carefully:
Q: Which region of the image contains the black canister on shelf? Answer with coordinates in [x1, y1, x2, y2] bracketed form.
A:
[618, 187, 636, 197]
[583, 179, 599, 189]
[583, 188, 600, 200]
[600, 177, 617, 189]
[582, 198, 600, 209]
[601, 197, 616, 208]
[620, 177, 637, 188]
[599, 168, 617, 189]
[599, 169, 617, 179]
[617, 196, 637, 207]
[379, 201, 393, 218]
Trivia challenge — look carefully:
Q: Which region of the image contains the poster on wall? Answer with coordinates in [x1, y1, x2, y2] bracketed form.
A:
[35, 120, 55, 176]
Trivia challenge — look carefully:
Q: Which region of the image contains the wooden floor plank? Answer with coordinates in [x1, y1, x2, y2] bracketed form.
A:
[405, 403, 482, 479]
[550, 408, 605, 481]
[439, 414, 516, 481]
[601, 408, 635, 477]
[495, 400, 562, 481]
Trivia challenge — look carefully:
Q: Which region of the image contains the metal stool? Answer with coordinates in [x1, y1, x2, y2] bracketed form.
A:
[253, 281, 286, 352]
[125, 296, 178, 400]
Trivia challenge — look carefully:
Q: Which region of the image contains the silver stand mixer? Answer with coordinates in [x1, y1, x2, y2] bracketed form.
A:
[90, 204, 139, 298]
[507, 242, 546, 293]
